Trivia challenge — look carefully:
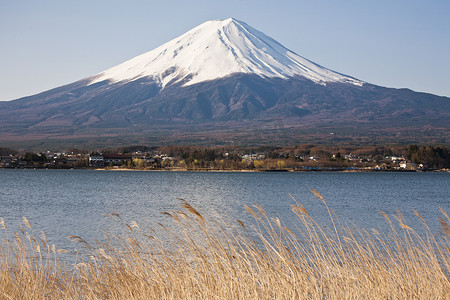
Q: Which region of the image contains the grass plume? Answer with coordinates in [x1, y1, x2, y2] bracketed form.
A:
[0, 191, 448, 299]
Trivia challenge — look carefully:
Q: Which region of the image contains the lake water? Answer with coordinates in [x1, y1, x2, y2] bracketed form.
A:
[0, 169, 448, 253]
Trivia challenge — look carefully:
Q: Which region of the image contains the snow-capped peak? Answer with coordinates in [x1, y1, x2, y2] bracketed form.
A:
[90, 18, 363, 88]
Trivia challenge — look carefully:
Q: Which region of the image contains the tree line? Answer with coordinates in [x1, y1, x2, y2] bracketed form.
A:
[1, 144, 449, 170]
[407, 145, 450, 169]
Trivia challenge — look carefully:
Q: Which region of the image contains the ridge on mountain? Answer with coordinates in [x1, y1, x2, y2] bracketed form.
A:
[89, 18, 363, 89]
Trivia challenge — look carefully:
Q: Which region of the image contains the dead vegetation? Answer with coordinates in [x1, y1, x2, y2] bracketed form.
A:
[0, 191, 448, 299]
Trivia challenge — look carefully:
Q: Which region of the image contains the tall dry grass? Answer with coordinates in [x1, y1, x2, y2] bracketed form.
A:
[0, 190, 449, 299]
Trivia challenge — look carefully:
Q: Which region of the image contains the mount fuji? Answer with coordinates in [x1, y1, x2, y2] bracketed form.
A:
[0, 18, 448, 148]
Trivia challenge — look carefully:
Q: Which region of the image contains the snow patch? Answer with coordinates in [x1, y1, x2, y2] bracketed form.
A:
[89, 18, 363, 88]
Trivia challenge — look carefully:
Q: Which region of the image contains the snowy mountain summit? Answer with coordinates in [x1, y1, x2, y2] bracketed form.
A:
[90, 18, 363, 88]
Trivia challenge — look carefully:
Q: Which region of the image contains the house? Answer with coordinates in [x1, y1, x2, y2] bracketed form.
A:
[103, 153, 132, 166]
[0, 156, 12, 167]
[387, 156, 405, 162]
[344, 154, 358, 161]
[241, 154, 258, 161]
[400, 161, 418, 170]
[89, 154, 104, 167]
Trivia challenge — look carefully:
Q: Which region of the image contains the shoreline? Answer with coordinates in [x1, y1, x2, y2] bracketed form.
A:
[93, 167, 449, 173]
[2, 167, 449, 173]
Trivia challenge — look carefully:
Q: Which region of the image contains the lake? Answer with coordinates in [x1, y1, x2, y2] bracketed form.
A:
[0, 169, 448, 253]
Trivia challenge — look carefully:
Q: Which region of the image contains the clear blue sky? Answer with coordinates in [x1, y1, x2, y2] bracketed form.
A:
[1, 0, 449, 101]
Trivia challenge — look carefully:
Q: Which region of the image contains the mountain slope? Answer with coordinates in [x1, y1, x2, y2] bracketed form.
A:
[0, 18, 448, 148]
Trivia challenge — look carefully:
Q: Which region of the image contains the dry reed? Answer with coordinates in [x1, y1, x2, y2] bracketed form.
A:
[0, 191, 448, 299]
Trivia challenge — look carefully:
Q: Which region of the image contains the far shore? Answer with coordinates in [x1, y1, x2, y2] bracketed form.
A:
[94, 167, 449, 173]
